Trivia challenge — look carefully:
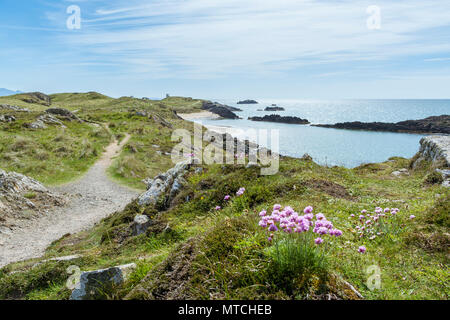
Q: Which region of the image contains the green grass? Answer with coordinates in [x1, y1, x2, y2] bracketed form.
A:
[1, 92, 448, 300]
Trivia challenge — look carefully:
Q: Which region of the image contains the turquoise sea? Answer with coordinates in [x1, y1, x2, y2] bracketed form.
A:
[193, 99, 450, 168]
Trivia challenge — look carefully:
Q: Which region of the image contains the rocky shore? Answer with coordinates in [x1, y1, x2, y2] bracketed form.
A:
[313, 115, 450, 134]
[248, 114, 310, 124]
[201, 101, 241, 119]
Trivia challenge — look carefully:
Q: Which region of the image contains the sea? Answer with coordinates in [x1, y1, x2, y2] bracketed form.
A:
[190, 99, 450, 168]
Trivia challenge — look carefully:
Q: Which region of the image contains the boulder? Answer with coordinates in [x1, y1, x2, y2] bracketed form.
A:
[132, 215, 152, 236]
[0, 104, 29, 112]
[70, 263, 136, 300]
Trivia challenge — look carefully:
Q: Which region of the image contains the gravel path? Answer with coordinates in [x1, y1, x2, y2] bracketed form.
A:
[0, 134, 138, 267]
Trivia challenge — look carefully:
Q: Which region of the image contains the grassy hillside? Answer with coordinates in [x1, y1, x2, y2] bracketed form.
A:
[0, 92, 203, 186]
[0, 92, 448, 300]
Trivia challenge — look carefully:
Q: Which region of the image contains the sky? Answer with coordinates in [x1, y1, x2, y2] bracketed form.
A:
[1, 0, 450, 99]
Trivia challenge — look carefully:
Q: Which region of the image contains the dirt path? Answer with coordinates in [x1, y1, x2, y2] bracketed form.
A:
[0, 134, 138, 267]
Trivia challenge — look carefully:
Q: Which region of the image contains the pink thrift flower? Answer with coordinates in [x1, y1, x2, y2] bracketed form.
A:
[215, 206, 221, 211]
[350, 214, 355, 218]
[259, 210, 267, 217]
[409, 215, 416, 220]
[358, 246, 367, 253]
[268, 224, 278, 232]
[224, 195, 231, 201]
[304, 206, 313, 214]
[316, 213, 325, 220]
[361, 210, 367, 214]
[273, 204, 282, 211]
[236, 187, 245, 196]
[315, 237, 324, 245]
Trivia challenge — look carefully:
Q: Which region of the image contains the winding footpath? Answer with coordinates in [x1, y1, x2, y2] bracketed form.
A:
[0, 134, 138, 267]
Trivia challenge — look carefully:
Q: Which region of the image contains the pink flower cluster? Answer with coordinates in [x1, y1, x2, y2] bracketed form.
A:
[236, 187, 246, 196]
[350, 207, 401, 240]
[258, 205, 343, 244]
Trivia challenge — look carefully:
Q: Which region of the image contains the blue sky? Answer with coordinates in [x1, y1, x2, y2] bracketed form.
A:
[1, 0, 450, 99]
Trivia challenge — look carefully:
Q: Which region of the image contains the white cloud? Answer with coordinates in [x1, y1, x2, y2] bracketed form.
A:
[49, 0, 450, 79]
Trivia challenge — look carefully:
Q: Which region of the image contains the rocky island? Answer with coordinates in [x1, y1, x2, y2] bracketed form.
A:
[237, 99, 258, 104]
[313, 115, 450, 134]
[264, 106, 285, 111]
[248, 114, 310, 124]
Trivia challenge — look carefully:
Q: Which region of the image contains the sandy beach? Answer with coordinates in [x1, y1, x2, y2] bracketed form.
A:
[178, 110, 221, 121]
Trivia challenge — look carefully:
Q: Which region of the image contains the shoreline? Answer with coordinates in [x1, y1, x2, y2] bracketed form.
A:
[177, 111, 221, 121]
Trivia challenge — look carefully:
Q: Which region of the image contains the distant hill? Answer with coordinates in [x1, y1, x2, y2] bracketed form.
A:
[0, 88, 22, 96]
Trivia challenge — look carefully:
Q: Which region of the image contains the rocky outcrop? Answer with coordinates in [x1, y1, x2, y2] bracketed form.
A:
[46, 108, 81, 122]
[0, 104, 29, 112]
[0, 115, 16, 122]
[411, 135, 450, 187]
[237, 100, 258, 104]
[0, 169, 65, 230]
[202, 101, 242, 119]
[412, 135, 450, 168]
[23, 113, 68, 129]
[313, 115, 450, 134]
[21, 92, 51, 106]
[264, 106, 285, 111]
[138, 159, 197, 207]
[70, 263, 136, 300]
[248, 114, 310, 124]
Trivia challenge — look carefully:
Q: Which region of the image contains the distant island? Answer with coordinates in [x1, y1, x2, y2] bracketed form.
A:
[313, 115, 450, 134]
[264, 106, 285, 111]
[237, 99, 258, 104]
[248, 114, 310, 124]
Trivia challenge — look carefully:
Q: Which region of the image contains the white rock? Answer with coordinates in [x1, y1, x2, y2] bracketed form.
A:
[132, 215, 151, 236]
[70, 263, 136, 300]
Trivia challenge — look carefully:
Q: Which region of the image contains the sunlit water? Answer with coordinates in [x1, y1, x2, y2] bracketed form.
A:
[191, 99, 450, 168]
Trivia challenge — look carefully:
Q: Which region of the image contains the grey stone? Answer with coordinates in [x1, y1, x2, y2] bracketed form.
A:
[70, 263, 136, 300]
[132, 215, 151, 236]
[138, 159, 196, 206]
